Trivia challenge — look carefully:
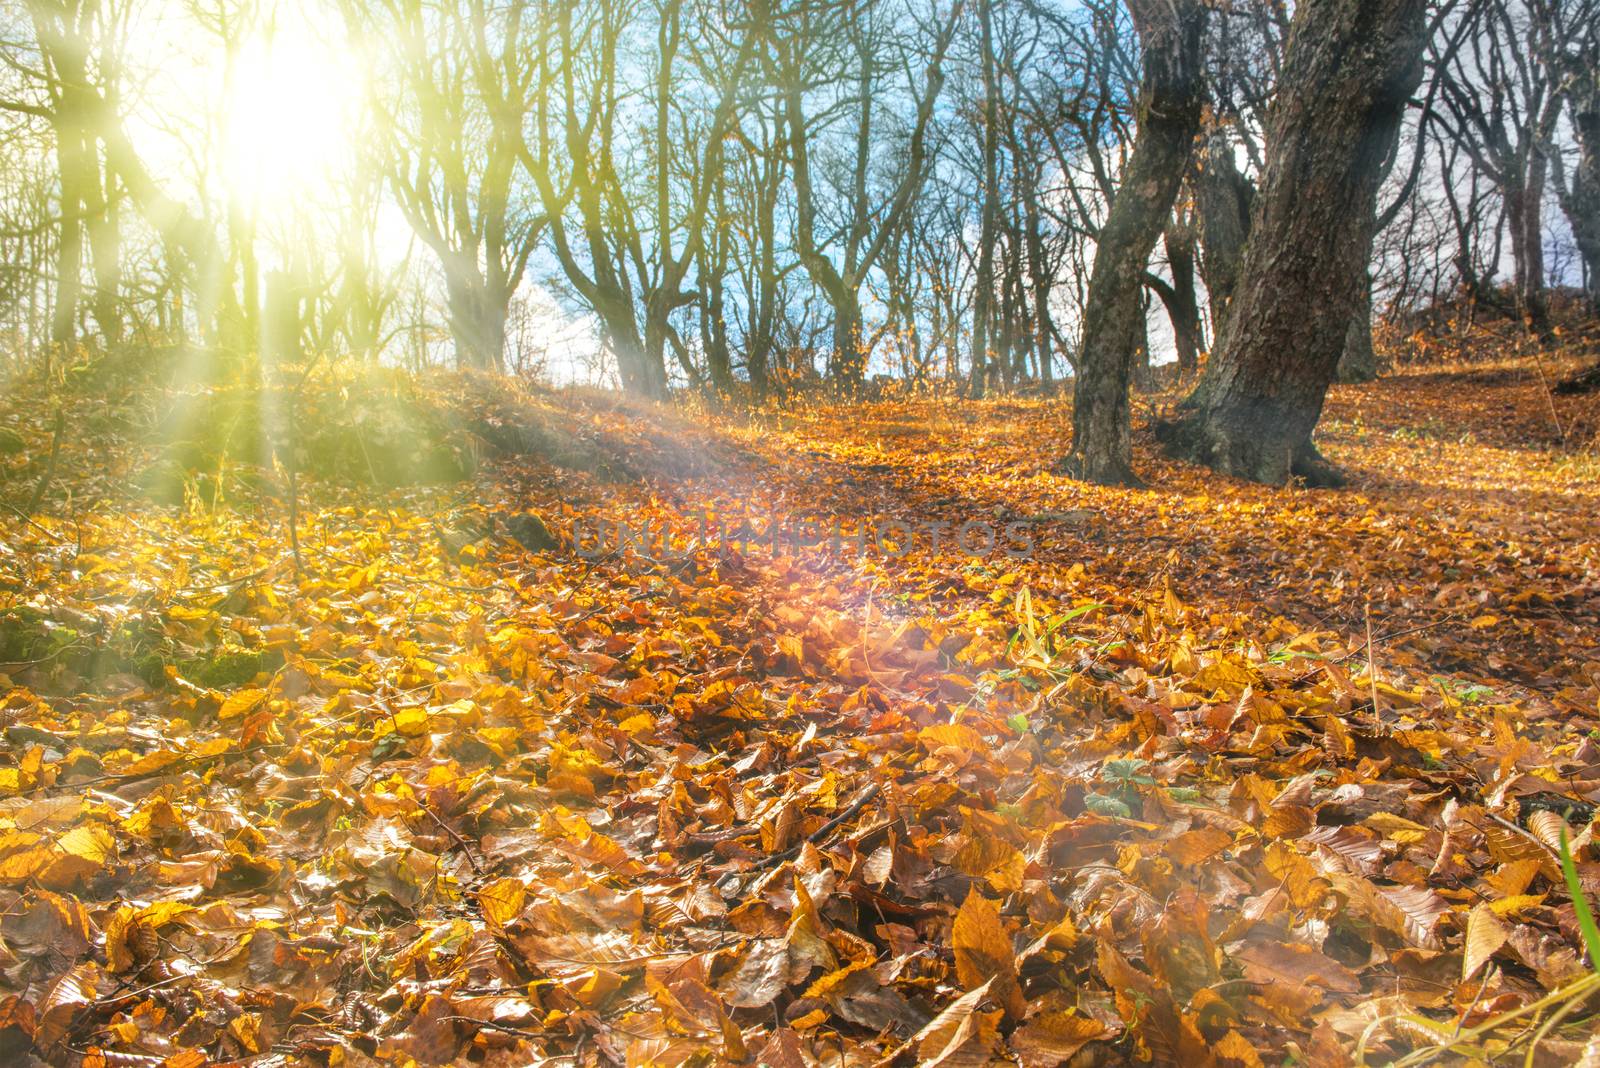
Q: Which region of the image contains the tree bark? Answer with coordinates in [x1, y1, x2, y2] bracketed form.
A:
[49, 123, 89, 350]
[443, 265, 509, 372]
[1159, 0, 1427, 486]
[87, 158, 121, 343]
[1557, 64, 1600, 317]
[1507, 170, 1554, 341]
[970, 0, 1000, 399]
[1056, 0, 1207, 486]
[1151, 218, 1202, 378]
[1335, 277, 1379, 383]
[1196, 129, 1253, 343]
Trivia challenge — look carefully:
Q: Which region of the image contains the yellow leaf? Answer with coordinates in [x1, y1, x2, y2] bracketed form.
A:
[1365, 812, 1429, 843]
[920, 723, 987, 751]
[477, 877, 526, 930]
[392, 707, 430, 737]
[219, 688, 268, 721]
[1488, 893, 1544, 917]
[57, 825, 113, 865]
[1463, 902, 1509, 980]
[617, 712, 656, 734]
[229, 1012, 264, 1053]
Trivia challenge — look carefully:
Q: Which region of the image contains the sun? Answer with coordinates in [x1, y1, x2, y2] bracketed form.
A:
[216, 9, 366, 214]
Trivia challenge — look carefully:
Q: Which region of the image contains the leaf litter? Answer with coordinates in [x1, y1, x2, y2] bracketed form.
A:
[0, 365, 1598, 1065]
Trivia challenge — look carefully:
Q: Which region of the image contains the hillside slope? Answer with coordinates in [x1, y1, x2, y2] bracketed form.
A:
[0, 359, 1598, 1065]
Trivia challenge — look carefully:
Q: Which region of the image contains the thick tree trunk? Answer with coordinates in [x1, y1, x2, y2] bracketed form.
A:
[87, 162, 121, 343]
[1507, 171, 1554, 341]
[828, 293, 864, 391]
[1335, 278, 1379, 383]
[1056, 0, 1207, 485]
[1196, 129, 1253, 343]
[1131, 296, 1154, 392]
[444, 268, 508, 372]
[1159, 0, 1427, 486]
[1560, 71, 1600, 317]
[50, 125, 89, 351]
[611, 329, 665, 397]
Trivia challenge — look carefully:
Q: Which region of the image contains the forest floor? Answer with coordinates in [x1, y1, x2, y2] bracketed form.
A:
[1, 353, 1599, 1067]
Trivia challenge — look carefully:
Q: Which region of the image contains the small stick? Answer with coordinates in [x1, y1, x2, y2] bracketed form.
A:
[286, 464, 303, 582]
[418, 800, 483, 875]
[747, 782, 884, 873]
[1528, 347, 1565, 442]
[1365, 596, 1383, 716]
[23, 408, 64, 517]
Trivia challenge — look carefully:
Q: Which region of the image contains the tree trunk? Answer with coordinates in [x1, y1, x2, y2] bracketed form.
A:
[1559, 69, 1600, 317]
[1056, 0, 1207, 485]
[1026, 199, 1055, 384]
[87, 160, 122, 343]
[611, 329, 663, 396]
[970, 0, 1000, 400]
[1507, 172, 1554, 341]
[829, 298, 864, 390]
[1131, 294, 1154, 392]
[1196, 129, 1253, 343]
[1163, 221, 1201, 377]
[1159, 0, 1427, 486]
[444, 269, 508, 372]
[1335, 277, 1379, 383]
[50, 124, 89, 351]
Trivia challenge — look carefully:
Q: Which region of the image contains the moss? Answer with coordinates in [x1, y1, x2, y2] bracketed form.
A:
[184, 646, 267, 687]
[139, 374, 474, 496]
[133, 652, 170, 687]
[0, 607, 55, 662]
[0, 607, 90, 668]
[134, 459, 191, 506]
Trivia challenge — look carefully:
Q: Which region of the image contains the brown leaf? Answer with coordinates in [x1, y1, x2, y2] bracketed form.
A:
[952, 887, 1024, 1020]
[1166, 826, 1234, 866]
[1233, 939, 1361, 996]
[785, 877, 837, 980]
[1462, 902, 1510, 980]
[723, 938, 789, 1008]
[876, 977, 999, 1068]
[1010, 1011, 1109, 1067]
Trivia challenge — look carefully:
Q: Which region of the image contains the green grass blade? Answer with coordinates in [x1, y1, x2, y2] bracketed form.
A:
[1558, 828, 1600, 973]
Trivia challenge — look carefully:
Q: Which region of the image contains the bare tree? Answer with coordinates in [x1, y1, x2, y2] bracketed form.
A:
[367, 0, 542, 370]
[780, 0, 962, 390]
[1160, 0, 1429, 485]
[1057, 0, 1206, 486]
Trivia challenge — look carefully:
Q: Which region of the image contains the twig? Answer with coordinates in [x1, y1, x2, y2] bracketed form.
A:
[176, 565, 273, 594]
[23, 408, 64, 517]
[438, 1017, 541, 1039]
[1, 499, 64, 542]
[747, 782, 883, 873]
[30, 740, 276, 793]
[286, 464, 303, 582]
[1528, 346, 1566, 442]
[417, 800, 483, 874]
[1365, 597, 1382, 716]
